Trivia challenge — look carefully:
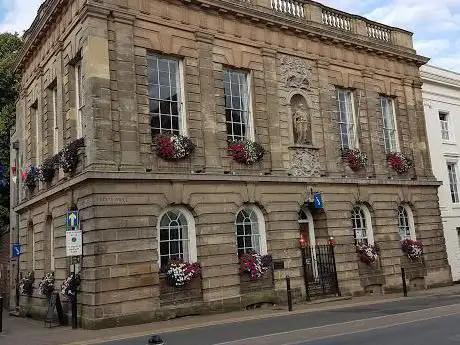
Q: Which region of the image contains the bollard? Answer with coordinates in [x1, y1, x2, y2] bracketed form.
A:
[401, 267, 408, 297]
[286, 276, 293, 312]
[0, 296, 3, 333]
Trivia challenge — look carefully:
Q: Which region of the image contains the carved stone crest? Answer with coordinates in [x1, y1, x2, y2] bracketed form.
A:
[289, 148, 321, 177]
[280, 55, 313, 91]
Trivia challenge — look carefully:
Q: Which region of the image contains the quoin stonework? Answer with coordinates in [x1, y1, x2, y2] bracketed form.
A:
[10, 0, 451, 329]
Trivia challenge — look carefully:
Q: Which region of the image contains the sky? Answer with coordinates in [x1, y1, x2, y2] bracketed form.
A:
[0, 0, 458, 72]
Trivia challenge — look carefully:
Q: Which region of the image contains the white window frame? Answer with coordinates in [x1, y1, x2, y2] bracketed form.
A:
[298, 208, 318, 279]
[447, 160, 460, 204]
[397, 205, 416, 241]
[50, 221, 55, 272]
[223, 69, 254, 142]
[380, 96, 400, 153]
[351, 205, 375, 246]
[75, 61, 83, 139]
[336, 88, 358, 149]
[32, 102, 40, 164]
[157, 207, 197, 267]
[52, 86, 59, 154]
[439, 111, 454, 143]
[235, 205, 267, 255]
[147, 54, 186, 136]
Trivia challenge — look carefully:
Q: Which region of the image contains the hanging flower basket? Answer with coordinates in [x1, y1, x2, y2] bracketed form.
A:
[387, 152, 412, 174]
[239, 252, 273, 280]
[164, 260, 201, 287]
[61, 274, 81, 299]
[356, 244, 379, 265]
[39, 272, 55, 297]
[228, 140, 265, 165]
[342, 149, 368, 171]
[19, 271, 35, 296]
[401, 239, 423, 261]
[38, 156, 58, 183]
[23, 166, 38, 190]
[60, 138, 85, 173]
[155, 133, 195, 161]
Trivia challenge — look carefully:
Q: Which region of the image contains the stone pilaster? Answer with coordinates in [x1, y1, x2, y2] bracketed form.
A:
[109, 12, 144, 171]
[262, 48, 281, 172]
[317, 60, 334, 176]
[196, 31, 222, 171]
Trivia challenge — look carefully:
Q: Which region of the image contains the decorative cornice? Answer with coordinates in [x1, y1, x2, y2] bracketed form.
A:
[13, 170, 442, 213]
[16, 0, 430, 73]
[261, 47, 277, 58]
[316, 60, 331, 69]
[195, 31, 214, 44]
[361, 69, 374, 79]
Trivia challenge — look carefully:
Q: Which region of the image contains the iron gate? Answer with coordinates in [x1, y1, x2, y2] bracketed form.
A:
[301, 244, 340, 299]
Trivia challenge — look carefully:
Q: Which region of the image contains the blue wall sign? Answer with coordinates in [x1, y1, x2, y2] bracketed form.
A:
[12, 243, 21, 258]
[66, 210, 80, 230]
[313, 192, 323, 209]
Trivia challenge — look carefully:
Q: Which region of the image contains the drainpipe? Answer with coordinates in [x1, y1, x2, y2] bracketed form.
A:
[12, 140, 19, 310]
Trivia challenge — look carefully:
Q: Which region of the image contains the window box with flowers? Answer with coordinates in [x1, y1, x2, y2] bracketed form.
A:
[342, 148, 368, 171]
[228, 140, 265, 165]
[155, 133, 195, 161]
[387, 152, 412, 174]
[356, 243, 380, 266]
[239, 252, 274, 293]
[19, 271, 35, 296]
[401, 239, 423, 261]
[39, 272, 55, 298]
[159, 259, 202, 306]
[38, 155, 59, 184]
[22, 166, 38, 191]
[60, 138, 85, 174]
[61, 274, 81, 301]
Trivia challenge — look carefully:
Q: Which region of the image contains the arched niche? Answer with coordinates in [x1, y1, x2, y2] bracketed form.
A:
[290, 94, 312, 145]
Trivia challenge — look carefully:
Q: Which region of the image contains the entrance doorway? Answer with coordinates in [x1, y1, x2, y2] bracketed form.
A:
[298, 209, 340, 299]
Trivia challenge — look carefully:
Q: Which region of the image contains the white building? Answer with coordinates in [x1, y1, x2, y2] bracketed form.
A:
[422, 65, 460, 281]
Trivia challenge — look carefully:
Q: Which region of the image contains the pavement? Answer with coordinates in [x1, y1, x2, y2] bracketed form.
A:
[1, 285, 460, 345]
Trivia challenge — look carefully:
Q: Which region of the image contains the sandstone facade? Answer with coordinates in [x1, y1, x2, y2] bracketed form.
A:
[10, 0, 451, 328]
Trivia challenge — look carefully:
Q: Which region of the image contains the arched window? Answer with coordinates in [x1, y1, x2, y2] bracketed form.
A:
[157, 208, 197, 267]
[235, 205, 267, 256]
[398, 205, 416, 241]
[351, 206, 374, 246]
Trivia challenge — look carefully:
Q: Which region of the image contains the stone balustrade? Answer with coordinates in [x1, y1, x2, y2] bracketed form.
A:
[270, 0, 305, 18]
[367, 23, 392, 42]
[237, 0, 413, 50]
[321, 9, 352, 31]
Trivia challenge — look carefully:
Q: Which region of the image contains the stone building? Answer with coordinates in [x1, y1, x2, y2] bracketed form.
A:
[422, 65, 460, 282]
[10, 0, 451, 329]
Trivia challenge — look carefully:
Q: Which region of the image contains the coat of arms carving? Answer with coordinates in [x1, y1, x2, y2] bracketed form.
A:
[280, 55, 312, 90]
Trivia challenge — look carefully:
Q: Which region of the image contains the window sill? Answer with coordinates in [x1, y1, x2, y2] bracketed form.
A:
[288, 145, 319, 150]
[442, 141, 457, 146]
[451, 204, 460, 209]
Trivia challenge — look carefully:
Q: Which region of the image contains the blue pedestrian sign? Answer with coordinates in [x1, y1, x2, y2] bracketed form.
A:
[12, 243, 21, 258]
[66, 210, 80, 231]
[313, 192, 323, 209]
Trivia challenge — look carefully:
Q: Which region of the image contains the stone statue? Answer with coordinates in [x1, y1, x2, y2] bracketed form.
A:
[293, 103, 312, 145]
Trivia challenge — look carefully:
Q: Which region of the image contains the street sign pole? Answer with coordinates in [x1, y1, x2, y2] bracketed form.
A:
[66, 210, 81, 329]
[71, 266, 78, 329]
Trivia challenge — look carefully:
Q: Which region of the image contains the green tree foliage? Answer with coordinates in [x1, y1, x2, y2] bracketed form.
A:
[0, 33, 23, 231]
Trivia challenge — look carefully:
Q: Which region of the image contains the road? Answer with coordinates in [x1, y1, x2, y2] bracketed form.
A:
[98, 294, 460, 345]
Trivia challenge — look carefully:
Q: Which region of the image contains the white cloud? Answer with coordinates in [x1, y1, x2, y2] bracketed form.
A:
[0, 0, 44, 34]
[414, 39, 451, 58]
